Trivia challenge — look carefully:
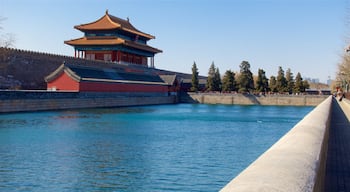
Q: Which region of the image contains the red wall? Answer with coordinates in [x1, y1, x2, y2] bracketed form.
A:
[47, 72, 79, 91]
[48, 71, 169, 93]
[80, 81, 169, 92]
[85, 50, 147, 66]
[95, 53, 105, 61]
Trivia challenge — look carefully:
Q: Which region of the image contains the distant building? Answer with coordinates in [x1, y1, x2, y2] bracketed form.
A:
[64, 10, 162, 67]
[305, 77, 320, 84]
[180, 78, 207, 92]
[327, 78, 333, 86]
[305, 89, 331, 95]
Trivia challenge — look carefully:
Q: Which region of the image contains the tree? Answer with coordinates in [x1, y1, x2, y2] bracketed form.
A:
[214, 67, 222, 91]
[256, 69, 269, 93]
[238, 61, 254, 93]
[302, 79, 310, 91]
[276, 66, 288, 93]
[206, 62, 216, 91]
[269, 76, 277, 93]
[294, 72, 304, 94]
[285, 68, 294, 94]
[0, 17, 15, 48]
[222, 70, 236, 92]
[336, 53, 350, 91]
[190, 62, 199, 92]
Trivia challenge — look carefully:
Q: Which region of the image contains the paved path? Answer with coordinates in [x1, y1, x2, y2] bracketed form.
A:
[324, 98, 350, 192]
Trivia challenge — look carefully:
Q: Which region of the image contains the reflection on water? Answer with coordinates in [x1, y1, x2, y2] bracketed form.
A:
[0, 119, 28, 127]
[0, 104, 313, 191]
[55, 107, 155, 120]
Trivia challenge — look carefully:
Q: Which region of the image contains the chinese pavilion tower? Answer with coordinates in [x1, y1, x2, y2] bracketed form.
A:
[64, 10, 162, 67]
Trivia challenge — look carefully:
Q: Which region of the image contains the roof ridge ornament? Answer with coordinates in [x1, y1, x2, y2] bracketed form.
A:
[106, 9, 109, 15]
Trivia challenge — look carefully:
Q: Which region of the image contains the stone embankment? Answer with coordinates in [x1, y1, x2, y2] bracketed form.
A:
[181, 92, 328, 106]
[220, 96, 333, 191]
[0, 91, 177, 113]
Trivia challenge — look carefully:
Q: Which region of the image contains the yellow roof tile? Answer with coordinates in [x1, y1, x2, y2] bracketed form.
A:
[64, 37, 162, 53]
[74, 10, 154, 39]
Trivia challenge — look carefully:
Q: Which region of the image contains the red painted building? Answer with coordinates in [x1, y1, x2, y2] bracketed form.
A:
[64, 10, 162, 67]
[46, 11, 181, 94]
[45, 63, 171, 93]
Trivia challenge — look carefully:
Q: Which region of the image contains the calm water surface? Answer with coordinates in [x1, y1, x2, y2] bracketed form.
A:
[0, 104, 313, 191]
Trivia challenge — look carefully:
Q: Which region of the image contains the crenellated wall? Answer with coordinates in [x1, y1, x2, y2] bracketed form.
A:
[0, 47, 198, 90]
[0, 47, 99, 89]
[0, 47, 160, 89]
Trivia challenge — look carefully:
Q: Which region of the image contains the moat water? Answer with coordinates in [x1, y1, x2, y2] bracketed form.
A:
[0, 104, 313, 191]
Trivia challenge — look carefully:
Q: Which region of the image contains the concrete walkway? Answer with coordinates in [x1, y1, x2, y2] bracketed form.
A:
[324, 98, 350, 192]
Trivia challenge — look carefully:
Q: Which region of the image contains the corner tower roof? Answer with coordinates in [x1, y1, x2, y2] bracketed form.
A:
[64, 37, 162, 54]
[74, 10, 155, 39]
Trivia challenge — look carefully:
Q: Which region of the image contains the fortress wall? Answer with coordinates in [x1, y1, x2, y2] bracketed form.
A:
[0, 47, 154, 89]
[0, 47, 85, 89]
[0, 47, 193, 90]
[182, 93, 328, 106]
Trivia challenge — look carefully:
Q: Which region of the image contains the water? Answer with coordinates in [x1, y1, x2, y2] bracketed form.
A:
[0, 104, 313, 191]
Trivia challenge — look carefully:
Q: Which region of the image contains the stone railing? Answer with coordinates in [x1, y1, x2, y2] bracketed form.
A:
[220, 96, 333, 192]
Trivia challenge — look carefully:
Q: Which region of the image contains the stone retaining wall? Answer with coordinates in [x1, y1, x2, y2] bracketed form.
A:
[0, 91, 176, 113]
[182, 92, 328, 106]
[0, 90, 168, 100]
[220, 96, 333, 191]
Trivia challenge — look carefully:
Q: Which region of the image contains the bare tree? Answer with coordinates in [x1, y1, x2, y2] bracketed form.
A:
[334, 3, 350, 91]
[0, 16, 15, 48]
[336, 53, 350, 91]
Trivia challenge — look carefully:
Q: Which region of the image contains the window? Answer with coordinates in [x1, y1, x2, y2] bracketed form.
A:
[104, 54, 112, 62]
[86, 54, 95, 60]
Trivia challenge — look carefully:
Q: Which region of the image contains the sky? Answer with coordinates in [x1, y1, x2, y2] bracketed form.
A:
[0, 0, 348, 83]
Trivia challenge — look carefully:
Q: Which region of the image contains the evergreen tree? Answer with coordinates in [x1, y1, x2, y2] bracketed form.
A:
[294, 72, 309, 93]
[302, 80, 310, 91]
[276, 66, 288, 93]
[206, 62, 216, 91]
[256, 69, 269, 93]
[222, 70, 236, 92]
[214, 67, 222, 91]
[269, 76, 277, 93]
[238, 61, 254, 93]
[190, 62, 199, 92]
[285, 68, 294, 94]
[294, 72, 303, 94]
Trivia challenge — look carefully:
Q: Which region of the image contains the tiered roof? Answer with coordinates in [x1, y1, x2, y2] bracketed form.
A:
[74, 10, 154, 39]
[45, 63, 167, 85]
[64, 37, 161, 53]
[64, 10, 162, 54]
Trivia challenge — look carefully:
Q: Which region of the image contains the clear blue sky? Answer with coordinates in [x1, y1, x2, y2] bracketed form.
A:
[1, 0, 348, 83]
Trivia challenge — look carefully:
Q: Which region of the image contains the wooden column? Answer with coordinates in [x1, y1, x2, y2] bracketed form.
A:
[150, 57, 155, 68]
[117, 51, 121, 62]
